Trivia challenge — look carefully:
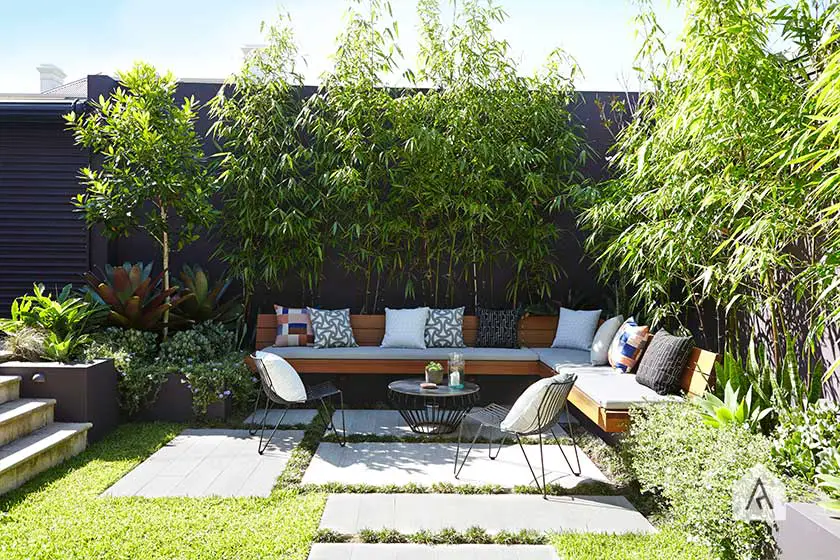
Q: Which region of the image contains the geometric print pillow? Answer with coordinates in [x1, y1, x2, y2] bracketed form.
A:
[307, 308, 358, 349]
[607, 317, 650, 373]
[475, 307, 521, 349]
[274, 305, 313, 347]
[424, 307, 466, 348]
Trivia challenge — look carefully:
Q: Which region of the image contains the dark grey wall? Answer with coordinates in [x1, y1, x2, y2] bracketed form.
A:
[0, 107, 98, 311]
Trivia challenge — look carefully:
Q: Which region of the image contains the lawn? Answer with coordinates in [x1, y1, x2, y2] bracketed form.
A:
[0, 424, 325, 560]
[0, 422, 711, 560]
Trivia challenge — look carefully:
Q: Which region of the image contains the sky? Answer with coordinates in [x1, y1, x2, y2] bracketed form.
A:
[0, 0, 686, 94]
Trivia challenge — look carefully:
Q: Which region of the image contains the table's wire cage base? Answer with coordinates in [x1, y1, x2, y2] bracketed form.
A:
[388, 390, 480, 435]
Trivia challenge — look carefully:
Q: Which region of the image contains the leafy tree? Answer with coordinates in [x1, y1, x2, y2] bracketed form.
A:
[208, 18, 317, 305]
[576, 0, 825, 358]
[65, 62, 217, 335]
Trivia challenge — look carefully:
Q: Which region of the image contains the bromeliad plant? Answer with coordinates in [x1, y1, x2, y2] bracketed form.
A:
[694, 381, 771, 433]
[0, 283, 104, 362]
[83, 262, 189, 331]
[171, 265, 243, 326]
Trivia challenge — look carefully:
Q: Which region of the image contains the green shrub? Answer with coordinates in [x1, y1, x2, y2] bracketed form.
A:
[623, 402, 774, 560]
[772, 399, 840, 483]
[157, 322, 235, 368]
[181, 352, 254, 414]
[86, 328, 166, 415]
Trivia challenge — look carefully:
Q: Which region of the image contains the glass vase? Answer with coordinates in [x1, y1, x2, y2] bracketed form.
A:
[448, 352, 464, 389]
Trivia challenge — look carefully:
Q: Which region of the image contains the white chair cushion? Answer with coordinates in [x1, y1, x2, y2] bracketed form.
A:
[565, 368, 683, 410]
[551, 308, 602, 350]
[500, 372, 575, 433]
[590, 315, 624, 365]
[381, 307, 430, 349]
[254, 351, 307, 403]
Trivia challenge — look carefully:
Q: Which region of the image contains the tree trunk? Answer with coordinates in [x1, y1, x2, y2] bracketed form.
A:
[161, 205, 171, 340]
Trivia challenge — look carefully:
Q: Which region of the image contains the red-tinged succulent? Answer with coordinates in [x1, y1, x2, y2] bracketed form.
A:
[171, 264, 243, 326]
[83, 262, 191, 331]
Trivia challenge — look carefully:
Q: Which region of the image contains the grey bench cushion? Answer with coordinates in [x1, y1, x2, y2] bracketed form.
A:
[260, 346, 540, 361]
[535, 348, 592, 370]
[559, 366, 683, 409]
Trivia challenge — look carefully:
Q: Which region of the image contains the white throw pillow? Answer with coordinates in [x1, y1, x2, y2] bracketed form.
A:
[590, 315, 624, 365]
[254, 351, 307, 403]
[500, 372, 576, 433]
[551, 308, 602, 350]
[381, 307, 430, 349]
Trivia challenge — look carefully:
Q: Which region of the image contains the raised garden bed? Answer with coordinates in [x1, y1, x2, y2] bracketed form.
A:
[139, 372, 231, 423]
[0, 358, 119, 443]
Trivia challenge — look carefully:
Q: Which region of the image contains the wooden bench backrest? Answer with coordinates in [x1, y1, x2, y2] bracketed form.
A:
[681, 346, 718, 397]
[255, 313, 558, 350]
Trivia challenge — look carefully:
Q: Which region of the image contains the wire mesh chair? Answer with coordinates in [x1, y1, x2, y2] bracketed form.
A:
[453, 373, 581, 498]
[249, 354, 346, 454]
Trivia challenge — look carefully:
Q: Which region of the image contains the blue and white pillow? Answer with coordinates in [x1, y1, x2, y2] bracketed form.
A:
[608, 317, 650, 373]
[307, 308, 358, 349]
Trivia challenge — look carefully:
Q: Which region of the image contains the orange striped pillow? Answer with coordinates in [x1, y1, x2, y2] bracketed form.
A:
[608, 318, 649, 373]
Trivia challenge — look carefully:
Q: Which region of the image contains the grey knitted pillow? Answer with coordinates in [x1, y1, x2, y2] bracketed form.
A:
[635, 330, 694, 395]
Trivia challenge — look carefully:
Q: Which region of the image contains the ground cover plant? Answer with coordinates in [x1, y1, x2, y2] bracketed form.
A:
[0, 423, 324, 560]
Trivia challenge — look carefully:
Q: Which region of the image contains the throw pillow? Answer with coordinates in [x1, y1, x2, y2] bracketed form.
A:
[381, 307, 430, 349]
[500, 372, 576, 433]
[475, 307, 521, 349]
[307, 308, 358, 349]
[551, 307, 602, 350]
[607, 317, 650, 373]
[254, 351, 307, 402]
[273, 305, 313, 347]
[635, 330, 694, 395]
[425, 307, 466, 348]
[590, 315, 624, 365]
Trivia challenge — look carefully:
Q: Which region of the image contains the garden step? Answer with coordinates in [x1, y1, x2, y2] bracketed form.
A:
[0, 422, 91, 495]
[0, 375, 21, 404]
[0, 398, 55, 447]
[319, 494, 654, 535]
[308, 543, 561, 559]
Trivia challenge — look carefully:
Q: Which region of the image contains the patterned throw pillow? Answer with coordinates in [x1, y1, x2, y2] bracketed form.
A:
[475, 307, 521, 349]
[551, 307, 602, 350]
[273, 305, 313, 347]
[307, 308, 358, 349]
[635, 330, 694, 395]
[608, 317, 650, 373]
[425, 307, 466, 348]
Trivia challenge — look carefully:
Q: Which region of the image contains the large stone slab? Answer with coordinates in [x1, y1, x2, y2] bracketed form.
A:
[331, 409, 572, 440]
[319, 494, 653, 535]
[309, 543, 561, 559]
[302, 442, 607, 489]
[102, 428, 303, 498]
[244, 408, 318, 427]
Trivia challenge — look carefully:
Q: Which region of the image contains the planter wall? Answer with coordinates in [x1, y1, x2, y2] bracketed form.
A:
[0, 358, 119, 443]
[139, 372, 230, 422]
[775, 502, 840, 560]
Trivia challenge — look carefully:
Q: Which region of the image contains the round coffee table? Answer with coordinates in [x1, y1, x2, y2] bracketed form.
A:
[387, 379, 480, 435]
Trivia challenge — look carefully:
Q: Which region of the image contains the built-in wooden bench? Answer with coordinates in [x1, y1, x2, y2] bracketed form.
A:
[251, 313, 717, 432]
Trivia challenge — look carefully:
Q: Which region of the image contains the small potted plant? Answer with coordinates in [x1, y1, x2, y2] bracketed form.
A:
[424, 361, 444, 385]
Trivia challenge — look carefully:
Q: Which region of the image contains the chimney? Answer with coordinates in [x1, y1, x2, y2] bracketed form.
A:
[37, 64, 66, 93]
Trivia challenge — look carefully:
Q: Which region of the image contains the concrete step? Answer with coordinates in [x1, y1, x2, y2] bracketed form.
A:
[309, 544, 561, 559]
[0, 422, 91, 495]
[0, 375, 21, 404]
[0, 398, 55, 447]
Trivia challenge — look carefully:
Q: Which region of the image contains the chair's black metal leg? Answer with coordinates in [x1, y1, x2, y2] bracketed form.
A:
[454, 423, 482, 479]
[248, 390, 265, 436]
[258, 402, 288, 455]
[516, 433, 544, 497]
[454, 418, 464, 475]
[538, 432, 547, 498]
[338, 390, 346, 447]
[553, 405, 581, 476]
[488, 433, 506, 460]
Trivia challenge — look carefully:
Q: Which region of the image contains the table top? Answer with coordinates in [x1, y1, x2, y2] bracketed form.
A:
[388, 378, 480, 397]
